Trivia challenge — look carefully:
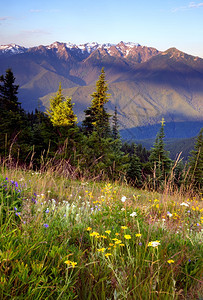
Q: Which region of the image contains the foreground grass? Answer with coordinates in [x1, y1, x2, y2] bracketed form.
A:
[0, 167, 202, 299]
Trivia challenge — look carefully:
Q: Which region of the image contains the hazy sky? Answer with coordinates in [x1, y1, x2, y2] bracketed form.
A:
[1, 0, 203, 57]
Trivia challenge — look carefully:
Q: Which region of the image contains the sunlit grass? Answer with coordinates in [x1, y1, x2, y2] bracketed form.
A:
[0, 166, 202, 299]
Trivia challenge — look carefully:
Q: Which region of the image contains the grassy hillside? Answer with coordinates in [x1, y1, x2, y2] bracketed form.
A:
[0, 166, 202, 299]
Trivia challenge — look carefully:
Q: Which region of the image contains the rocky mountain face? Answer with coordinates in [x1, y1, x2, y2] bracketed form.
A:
[0, 41, 202, 139]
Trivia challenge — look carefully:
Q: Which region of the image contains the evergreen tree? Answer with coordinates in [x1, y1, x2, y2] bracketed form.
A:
[188, 128, 203, 191]
[0, 69, 26, 156]
[149, 118, 172, 189]
[127, 144, 142, 187]
[81, 70, 129, 179]
[46, 83, 77, 127]
[112, 106, 120, 140]
[0, 68, 22, 112]
[46, 83, 85, 167]
[82, 68, 111, 138]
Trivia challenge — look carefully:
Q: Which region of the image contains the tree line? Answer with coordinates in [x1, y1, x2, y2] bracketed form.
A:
[0, 68, 202, 192]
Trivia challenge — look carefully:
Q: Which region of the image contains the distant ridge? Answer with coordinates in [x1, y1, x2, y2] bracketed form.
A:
[0, 41, 202, 139]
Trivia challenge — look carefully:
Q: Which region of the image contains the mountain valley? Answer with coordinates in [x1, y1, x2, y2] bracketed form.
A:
[0, 41, 202, 139]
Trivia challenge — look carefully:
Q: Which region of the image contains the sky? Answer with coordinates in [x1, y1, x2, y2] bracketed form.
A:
[0, 0, 203, 57]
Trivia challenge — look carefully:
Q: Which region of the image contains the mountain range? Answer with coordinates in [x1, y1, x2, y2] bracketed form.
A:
[0, 41, 202, 139]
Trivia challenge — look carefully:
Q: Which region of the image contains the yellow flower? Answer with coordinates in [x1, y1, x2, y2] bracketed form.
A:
[86, 227, 92, 231]
[121, 226, 128, 230]
[115, 240, 122, 244]
[112, 238, 118, 241]
[124, 235, 131, 240]
[119, 243, 125, 246]
[65, 260, 77, 268]
[115, 233, 120, 236]
[100, 235, 107, 239]
[105, 253, 112, 257]
[135, 234, 142, 237]
[71, 262, 77, 268]
[90, 231, 100, 237]
[167, 260, 174, 264]
[97, 248, 105, 252]
[65, 260, 71, 265]
[105, 230, 111, 234]
[109, 243, 114, 246]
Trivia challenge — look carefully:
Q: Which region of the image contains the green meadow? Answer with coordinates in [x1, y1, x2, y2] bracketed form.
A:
[0, 166, 202, 299]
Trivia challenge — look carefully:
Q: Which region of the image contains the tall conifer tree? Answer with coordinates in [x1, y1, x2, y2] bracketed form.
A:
[0, 69, 25, 156]
[149, 118, 172, 188]
[112, 106, 120, 140]
[0, 68, 21, 112]
[82, 68, 111, 138]
[46, 83, 77, 127]
[127, 144, 142, 187]
[188, 128, 203, 190]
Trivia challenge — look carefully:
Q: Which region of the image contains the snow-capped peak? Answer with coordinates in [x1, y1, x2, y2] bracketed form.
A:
[45, 41, 141, 55]
[0, 41, 142, 57]
[0, 44, 27, 55]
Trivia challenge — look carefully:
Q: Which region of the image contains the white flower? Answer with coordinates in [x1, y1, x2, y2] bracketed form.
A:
[148, 241, 160, 247]
[180, 202, 189, 207]
[121, 208, 125, 211]
[121, 196, 126, 203]
[130, 212, 137, 217]
[167, 211, 173, 217]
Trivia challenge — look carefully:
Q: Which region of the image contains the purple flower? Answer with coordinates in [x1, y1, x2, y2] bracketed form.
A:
[45, 208, 49, 213]
[15, 212, 21, 217]
[139, 242, 142, 246]
[43, 224, 49, 228]
[64, 214, 66, 217]
[196, 223, 200, 226]
[188, 259, 191, 263]
[32, 198, 37, 204]
[14, 207, 17, 211]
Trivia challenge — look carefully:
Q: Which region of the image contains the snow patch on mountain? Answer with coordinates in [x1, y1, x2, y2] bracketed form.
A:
[0, 41, 142, 57]
[0, 44, 27, 55]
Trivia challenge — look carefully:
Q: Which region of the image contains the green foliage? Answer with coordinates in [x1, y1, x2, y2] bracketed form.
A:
[149, 119, 172, 189]
[83, 68, 111, 138]
[0, 175, 24, 224]
[0, 171, 202, 299]
[46, 83, 77, 127]
[0, 68, 21, 112]
[188, 128, 203, 191]
[0, 69, 27, 157]
[126, 145, 142, 187]
[112, 106, 120, 140]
